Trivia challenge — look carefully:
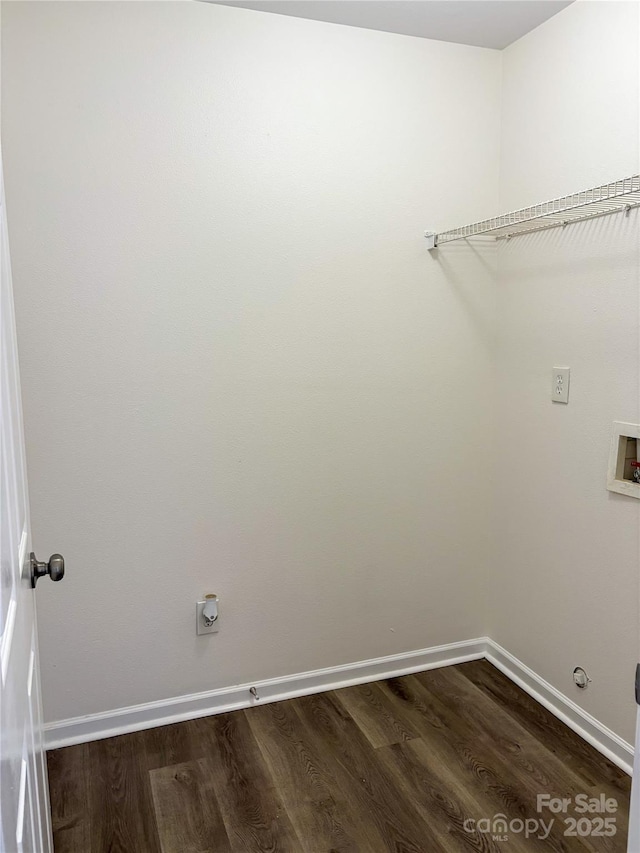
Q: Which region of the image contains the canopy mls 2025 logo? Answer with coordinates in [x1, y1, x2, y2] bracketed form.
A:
[463, 793, 619, 842]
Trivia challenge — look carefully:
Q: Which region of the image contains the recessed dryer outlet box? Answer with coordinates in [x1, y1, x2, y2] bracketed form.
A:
[607, 422, 640, 499]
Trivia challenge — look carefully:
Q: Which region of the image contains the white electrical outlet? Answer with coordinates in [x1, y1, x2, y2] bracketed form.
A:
[552, 367, 570, 403]
[196, 596, 220, 635]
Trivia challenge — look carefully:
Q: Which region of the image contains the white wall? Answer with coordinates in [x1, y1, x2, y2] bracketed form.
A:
[1, 1, 500, 723]
[491, 0, 640, 742]
[4, 0, 638, 747]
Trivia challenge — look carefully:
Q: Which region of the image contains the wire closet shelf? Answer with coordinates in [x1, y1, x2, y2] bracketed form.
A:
[425, 174, 640, 250]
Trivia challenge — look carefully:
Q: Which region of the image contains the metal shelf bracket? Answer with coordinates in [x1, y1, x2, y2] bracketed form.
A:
[424, 231, 437, 250]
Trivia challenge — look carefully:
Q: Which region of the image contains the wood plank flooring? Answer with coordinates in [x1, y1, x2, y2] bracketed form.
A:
[47, 660, 631, 852]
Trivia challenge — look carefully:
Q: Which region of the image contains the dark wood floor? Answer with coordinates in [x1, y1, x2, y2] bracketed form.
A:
[47, 660, 631, 852]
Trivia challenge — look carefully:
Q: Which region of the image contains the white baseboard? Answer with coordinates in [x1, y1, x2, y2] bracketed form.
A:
[44, 637, 486, 750]
[485, 639, 634, 776]
[45, 636, 635, 777]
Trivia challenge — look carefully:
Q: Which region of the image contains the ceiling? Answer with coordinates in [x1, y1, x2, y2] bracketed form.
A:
[208, 1, 574, 50]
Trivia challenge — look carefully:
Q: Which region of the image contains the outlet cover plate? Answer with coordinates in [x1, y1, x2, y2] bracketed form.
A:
[552, 367, 570, 403]
[196, 601, 220, 635]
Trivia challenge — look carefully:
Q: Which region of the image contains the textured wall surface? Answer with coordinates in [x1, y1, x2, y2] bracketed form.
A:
[490, 0, 640, 742]
[2, 1, 500, 723]
[3, 0, 638, 745]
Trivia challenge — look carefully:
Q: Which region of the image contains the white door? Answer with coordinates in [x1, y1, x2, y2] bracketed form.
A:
[628, 701, 640, 851]
[0, 154, 54, 853]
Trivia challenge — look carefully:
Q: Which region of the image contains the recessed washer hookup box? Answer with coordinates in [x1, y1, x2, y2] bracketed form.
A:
[607, 422, 640, 499]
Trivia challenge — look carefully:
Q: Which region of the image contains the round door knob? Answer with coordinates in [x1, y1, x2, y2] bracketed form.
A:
[30, 552, 65, 588]
[48, 554, 65, 582]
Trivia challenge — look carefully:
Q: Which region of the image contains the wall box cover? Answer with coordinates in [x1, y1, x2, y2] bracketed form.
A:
[607, 422, 640, 499]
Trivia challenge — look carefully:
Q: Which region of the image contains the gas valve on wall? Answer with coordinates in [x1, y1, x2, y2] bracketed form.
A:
[196, 594, 220, 635]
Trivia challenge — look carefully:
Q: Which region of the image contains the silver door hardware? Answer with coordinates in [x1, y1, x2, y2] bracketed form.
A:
[249, 686, 260, 701]
[30, 552, 65, 588]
